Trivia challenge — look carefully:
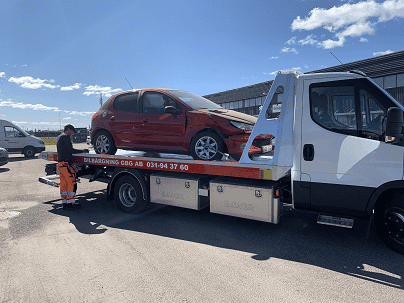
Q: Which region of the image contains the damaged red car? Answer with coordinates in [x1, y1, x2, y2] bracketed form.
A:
[91, 88, 271, 161]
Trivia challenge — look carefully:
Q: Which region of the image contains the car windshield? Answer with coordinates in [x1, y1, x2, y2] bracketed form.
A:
[167, 90, 222, 110]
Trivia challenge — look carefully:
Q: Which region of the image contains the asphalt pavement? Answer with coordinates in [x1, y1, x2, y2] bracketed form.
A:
[0, 144, 403, 302]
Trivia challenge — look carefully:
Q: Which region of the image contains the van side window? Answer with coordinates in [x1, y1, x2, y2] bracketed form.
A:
[310, 86, 357, 132]
[4, 126, 24, 138]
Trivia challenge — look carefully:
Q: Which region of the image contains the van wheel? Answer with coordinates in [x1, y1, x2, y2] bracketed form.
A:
[113, 175, 148, 213]
[94, 131, 117, 155]
[190, 131, 224, 161]
[374, 192, 404, 255]
[23, 146, 36, 158]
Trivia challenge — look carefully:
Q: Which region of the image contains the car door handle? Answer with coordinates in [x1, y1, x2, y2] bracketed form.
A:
[303, 144, 314, 161]
[110, 116, 115, 121]
[142, 119, 148, 126]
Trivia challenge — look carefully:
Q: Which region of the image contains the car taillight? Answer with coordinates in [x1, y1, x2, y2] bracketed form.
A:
[91, 113, 99, 120]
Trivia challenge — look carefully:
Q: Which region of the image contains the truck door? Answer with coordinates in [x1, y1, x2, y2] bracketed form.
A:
[299, 77, 403, 216]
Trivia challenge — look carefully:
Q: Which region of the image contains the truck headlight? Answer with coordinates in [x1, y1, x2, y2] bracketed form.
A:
[230, 121, 254, 131]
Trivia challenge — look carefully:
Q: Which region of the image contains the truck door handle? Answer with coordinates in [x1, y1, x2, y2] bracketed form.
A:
[303, 144, 314, 161]
[110, 116, 115, 121]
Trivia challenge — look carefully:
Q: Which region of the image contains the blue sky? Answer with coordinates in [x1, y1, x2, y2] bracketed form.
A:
[1, 0, 403, 130]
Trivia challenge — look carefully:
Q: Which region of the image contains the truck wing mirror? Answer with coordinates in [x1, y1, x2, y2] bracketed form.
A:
[385, 107, 404, 138]
[164, 106, 179, 115]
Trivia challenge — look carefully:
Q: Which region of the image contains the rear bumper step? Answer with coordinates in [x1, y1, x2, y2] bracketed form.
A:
[317, 214, 354, 228]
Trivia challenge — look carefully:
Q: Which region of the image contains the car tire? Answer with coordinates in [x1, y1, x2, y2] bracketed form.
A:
[23, 146, 36, 158]
[113, 175, 149, 213]
[94, 131, 117, 155]
[374, 191, 404, 255]
[190, 131, 224, 161]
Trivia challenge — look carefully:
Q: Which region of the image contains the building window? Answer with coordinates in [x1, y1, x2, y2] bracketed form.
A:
[384, 75, 397, 89]
[397, 74, 404, 88]
[373, 77, 384, 88]
[238, 100, 244, 108]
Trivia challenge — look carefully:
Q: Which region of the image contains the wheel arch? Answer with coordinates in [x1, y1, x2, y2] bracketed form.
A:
[366, 180, 404, 214]
[107, 168, 148, 202]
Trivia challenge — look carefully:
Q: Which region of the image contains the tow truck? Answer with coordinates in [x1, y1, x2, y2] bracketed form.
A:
[39, 70, 404, 255]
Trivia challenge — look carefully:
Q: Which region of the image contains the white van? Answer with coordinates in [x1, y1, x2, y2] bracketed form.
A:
[0, 120, 46, 157]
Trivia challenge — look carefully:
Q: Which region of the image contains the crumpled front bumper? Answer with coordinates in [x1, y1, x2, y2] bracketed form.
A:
[224, 134, 263, 156]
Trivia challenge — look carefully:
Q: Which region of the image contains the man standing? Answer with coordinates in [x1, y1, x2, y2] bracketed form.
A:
[57, 124, 88, 210]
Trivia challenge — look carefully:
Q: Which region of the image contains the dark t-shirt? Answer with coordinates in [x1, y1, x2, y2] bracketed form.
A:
[56, 133, 85, 165]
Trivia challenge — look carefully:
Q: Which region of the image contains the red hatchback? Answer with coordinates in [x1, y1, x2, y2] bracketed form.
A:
[91, 89, 269, 161]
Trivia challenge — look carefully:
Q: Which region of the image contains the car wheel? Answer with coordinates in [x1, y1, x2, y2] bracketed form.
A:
[113, 175, 149, 213]
[190, 131, 224, 161]
[374, 191, 404, 255]
[23, 146, 36, 158]
[94, 131, 117, 155]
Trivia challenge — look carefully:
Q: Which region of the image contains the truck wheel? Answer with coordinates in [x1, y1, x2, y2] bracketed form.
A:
[374, 192, 404, 255]
[190, 131, 224, 161]
[94, 131, 117, 155]
[113, 175, 148, 213]
[23, 146, 36, 158]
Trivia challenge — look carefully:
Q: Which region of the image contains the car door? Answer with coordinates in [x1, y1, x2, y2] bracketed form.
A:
[300, 77, 403, 216]
[109, 91, 142, 149]
[139, 91, 187, 152]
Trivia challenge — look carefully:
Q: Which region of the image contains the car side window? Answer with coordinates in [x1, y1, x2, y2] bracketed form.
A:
[310, 85, 357, 132]
[113, 92, 139, 113]
[142, 92, 181, 114]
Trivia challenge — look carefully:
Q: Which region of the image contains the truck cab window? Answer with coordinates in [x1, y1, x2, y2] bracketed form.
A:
[310, 86, 357, 132]
[359, 88, 386, 139]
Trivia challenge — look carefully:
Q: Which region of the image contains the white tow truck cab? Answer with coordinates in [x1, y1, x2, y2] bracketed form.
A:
[0, 119, 45, 157]
[39, 70, 404, 255]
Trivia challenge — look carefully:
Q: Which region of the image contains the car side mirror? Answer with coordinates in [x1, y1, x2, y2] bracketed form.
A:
[386, 107, 404, 138]
[164, 106, 179, 115]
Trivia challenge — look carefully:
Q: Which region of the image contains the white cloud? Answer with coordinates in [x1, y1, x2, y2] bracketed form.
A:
[84, 85, 122, 97]
[298, 34, 318, 45]
[291, 0, 404, 49]
[8, 76, 59, 89]
[64, 110, 95, 116]
[285, 37, 297, 45]
[0, 98, 94, 117]
[22, 64, 27, 67]
[0, 72, 5, 77]
[270, 56, 279, 60]
[60, 83, 82, 91]
[360, 37, 369, 42]
[373, 50, 394, 56]
[281, 47, 299, 54]
[63, 117, 72, 120]
[0, 99, 59, 111]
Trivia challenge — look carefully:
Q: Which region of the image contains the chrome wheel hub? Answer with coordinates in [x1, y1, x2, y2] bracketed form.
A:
[119, 183, 137, 207]
[95, 135, 110, 154]
[195, 136, 218, 160]
[385, 209, 404, 243]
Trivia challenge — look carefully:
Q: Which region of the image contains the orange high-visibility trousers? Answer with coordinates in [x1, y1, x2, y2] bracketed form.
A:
[58, 161, 77, 204]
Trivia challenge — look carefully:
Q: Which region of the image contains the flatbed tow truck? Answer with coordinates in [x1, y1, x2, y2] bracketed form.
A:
[39, 70, 404, 255]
